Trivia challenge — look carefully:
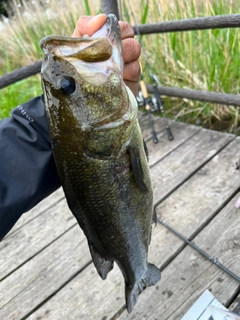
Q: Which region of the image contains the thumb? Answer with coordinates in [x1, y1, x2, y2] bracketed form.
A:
[72, 14, 107, 37]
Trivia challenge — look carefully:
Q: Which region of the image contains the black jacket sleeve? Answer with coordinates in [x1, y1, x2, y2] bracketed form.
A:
[0, 96, 61, 240]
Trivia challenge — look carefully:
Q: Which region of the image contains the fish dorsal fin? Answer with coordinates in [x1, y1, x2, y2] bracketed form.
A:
[128, 147, 149, 193]
[89, 245, 114, 280]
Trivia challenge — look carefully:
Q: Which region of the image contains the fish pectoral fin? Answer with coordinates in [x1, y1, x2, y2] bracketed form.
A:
[89, 245, 114, 280]
[128, 147, 149, 193]
[125, 264, 161, 313]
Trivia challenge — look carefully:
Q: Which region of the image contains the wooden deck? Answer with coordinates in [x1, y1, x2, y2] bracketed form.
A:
[1, 113, 240, 320]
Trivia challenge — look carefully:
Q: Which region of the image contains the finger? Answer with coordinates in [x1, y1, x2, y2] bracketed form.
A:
[123, 60, 141, 83]
[122, 38, 141, 64]
[72, 14, 107, 37]
[119, 21, 135, 39]
[123, 60, 141, 96]
[124, 80, 139, 97]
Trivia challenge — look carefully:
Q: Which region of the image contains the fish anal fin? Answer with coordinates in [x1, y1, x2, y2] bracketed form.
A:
[89, 245, 114, 280]
[125, 263, 161, 313]
[128, 147, 149, 193]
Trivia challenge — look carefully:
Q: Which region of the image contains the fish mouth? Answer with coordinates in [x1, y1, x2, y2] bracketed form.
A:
[40, 14, 136, 129]
[40, 14, 122, 72]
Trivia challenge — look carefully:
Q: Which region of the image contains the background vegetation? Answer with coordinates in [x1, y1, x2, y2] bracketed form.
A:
[0, 0, 10, 17]
[0, 0, 239, 133]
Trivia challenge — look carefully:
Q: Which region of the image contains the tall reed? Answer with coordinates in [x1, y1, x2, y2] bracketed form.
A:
[123, 0, 240, 132]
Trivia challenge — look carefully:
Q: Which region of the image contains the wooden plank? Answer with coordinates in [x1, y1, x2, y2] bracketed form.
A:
[117, 192, 240, 320]
[229, 294, 240, 314]
[7, 188, 64, 237]
[139, 112, 200, 147]
[0, 225, 91, 320]
[26, 137, 239, 319]
[27, 263, 125, 320]
[149, 136, 240, 269]
[151, 128, 234, 204]
[0, 197, 75, 280]
[139, 112, 171, 141]
[145, 120, 201, 168]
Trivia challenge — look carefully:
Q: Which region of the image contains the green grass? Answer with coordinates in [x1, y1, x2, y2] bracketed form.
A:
[0, 76, 42, 119]
[0, 0, 239, 133]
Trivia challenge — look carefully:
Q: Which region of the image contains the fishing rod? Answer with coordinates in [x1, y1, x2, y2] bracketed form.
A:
[139, 78, 158, 143]
[125, 0, 174, 141]
[158, 216, 240, 283]
[152, 74, 174, 140]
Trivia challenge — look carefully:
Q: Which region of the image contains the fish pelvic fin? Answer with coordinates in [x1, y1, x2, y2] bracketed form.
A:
[89, 245, 114, 280]
[125, 263, 161, 313]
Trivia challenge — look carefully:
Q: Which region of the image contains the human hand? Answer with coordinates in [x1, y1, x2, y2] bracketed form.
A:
[72, 14, 141, 96]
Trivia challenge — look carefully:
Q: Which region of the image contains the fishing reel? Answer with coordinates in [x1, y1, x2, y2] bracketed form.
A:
[137, 90, 159, 113]
[137, 79, 174, 143]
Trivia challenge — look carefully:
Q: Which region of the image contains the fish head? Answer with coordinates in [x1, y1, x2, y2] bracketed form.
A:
[40, 14, 137, 134]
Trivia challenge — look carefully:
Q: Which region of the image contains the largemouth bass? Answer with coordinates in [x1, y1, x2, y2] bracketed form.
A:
[40, 14, 160, 313]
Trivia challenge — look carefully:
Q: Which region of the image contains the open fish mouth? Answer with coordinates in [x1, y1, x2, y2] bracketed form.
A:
[40, 14, 123, 85]
[40, 14, 136, 129]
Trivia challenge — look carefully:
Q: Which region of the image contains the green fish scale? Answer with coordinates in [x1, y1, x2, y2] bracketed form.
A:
[64, 155, 152, 283]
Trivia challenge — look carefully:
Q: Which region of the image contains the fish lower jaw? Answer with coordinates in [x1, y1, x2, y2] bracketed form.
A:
[93, 119, 125, 130]
[79, 119, 126, 131]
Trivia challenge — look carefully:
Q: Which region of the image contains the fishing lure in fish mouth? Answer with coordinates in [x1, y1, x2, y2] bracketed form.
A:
[40, 14, 161, 313]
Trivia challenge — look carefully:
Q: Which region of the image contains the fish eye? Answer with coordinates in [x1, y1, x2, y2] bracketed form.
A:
[59, 77, 76, 95]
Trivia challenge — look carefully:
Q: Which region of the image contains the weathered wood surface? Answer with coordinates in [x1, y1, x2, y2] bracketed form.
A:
[0, 115, 240, 320]
[151, 128, 234, 204]
[229, 294, 240, 315]
[7, 188, 64, 237]
[118, 192, 240, 319]
[0, 197, 74, 280]
[0, 225, 91, 320]
[21, 135, 240, 320]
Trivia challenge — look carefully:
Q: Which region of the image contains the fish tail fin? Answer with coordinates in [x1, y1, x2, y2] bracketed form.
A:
[125, 263, 161, 313]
